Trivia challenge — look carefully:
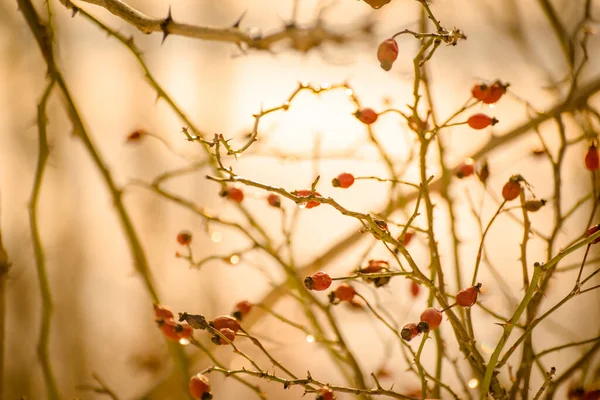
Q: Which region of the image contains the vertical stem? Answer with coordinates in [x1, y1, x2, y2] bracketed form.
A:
[0, 203, 9, 400]
[29, 80, 60, 400]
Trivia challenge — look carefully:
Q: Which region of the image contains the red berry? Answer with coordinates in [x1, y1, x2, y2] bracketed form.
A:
[267, 193, 281, 208]
[316, 386, 334, 400]
[456, 158, 475, 179]
[177, 231, 192, 246]
[233, 300, 253, 320]
[159, 320, 182, 342]
[478, 160, 490, 184]
[471, 81, 508, 104]
[471, 83, 489, 102]
[410, 281, 420, 298]
[502, 176, 522, 201]
[212, 315, 240, 333]
[402, 231, 414, 246]
[585, 224, 600, 244]
[294, 189, 321, 209]
[363, 0, 391, 8]
[332, 172, 355, 189]
[484, 81, 508, 104]
[361, 259, 389, 273]
[304, 271, 332, 291]
[153, 304, 174, 321]
[401, 323, 421, 342]
[176, 322, 194, 340]
[355, 108, 378, 124]
[221, 186, 244, 203]
[419, 307, 443, 331]
[585, 143, 599, 171]
[189, 373, 211, 400]
[456, 283, 482, 307]
[212, 327, 235, 345]
[126, 129, 146, 143]
[467, 113, 498, 130]
[377, 38, 399, 71]
[334, 284, 356, 302]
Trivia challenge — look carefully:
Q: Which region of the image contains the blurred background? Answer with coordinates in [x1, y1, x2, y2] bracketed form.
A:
[0, 0, 599, 399]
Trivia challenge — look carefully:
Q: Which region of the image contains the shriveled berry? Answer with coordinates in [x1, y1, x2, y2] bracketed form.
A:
[377, 38, 399, 71]
[401, 323, 420, 341]
[471, 83, 489, 102]
[363, 0, 391, 9]
[153, 304, 174, 321]
[585, 224, 600, 244]
[304, 271, 332, 291]
[220, 187, 244, 203]
[502, 176, 522, 201]
[177, 231, 192, 246]
[456, 158, 475, 178]
[332, 172, 355, 188]
[467, 113, 498, 130]
[410, 281, 420, 298]
[524, 199, 546, 212]
[233, 300, 253, 320]
[334, 284, 356, 302]
[478, 160, 490, 184]
[294, 189, 321, 209]
[212, 327, 235, 345]
[267, 193, 281, 208]
[585, 143, 599, 171]
[456, 283, 482, 307]
[420, 307, 443, 330]
[212, 316, 240, 333]
[316, 386, 334, 400]
[359, 260, 390, 287]
[189, 373, 212, 400]
[355, 108, 378, 125]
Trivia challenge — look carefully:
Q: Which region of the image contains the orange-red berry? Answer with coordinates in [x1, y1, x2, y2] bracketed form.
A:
[177, 231, 192, 246]
[401, 323, 421, 342]
[419, 307, 443, 331]
[316, 386, 334, 400]
[176, 322, 194, 340]
[126, 129, 146, 143]
[377, 38, 399, 71]
[410, 281, 420, 298]
[159, 320, 182, 342]
[467, 113, 498, 130]
[212, 316, 240, 333]
[233, 300, 253, 320]
[456, 283, 482, 307]
[585, 224, 600, 244]
[355, 108, 378, 125]
[363, 0, 391, 9]
[267, 193, 281, 208]
[304, 271, 332, 291]
[456, 158, 475, 179]
[359, 260, 391, 287]
[189, 373, 212, 400]
[212, 327, 235, 345]
[402, 231, 414, 246]
[332, 172, 355, 188]
[334, 284, 356, 302]
[502, 176, 522, 201]
[221, 187, 244, 203]
[153, 304, 174, 321]
[471, 81, 508, 104]
[294, 189, 321, 209]
[585, 143, 599, 171]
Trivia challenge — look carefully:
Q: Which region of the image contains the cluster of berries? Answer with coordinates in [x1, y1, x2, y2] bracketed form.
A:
[401, 284, 482, 342]
[154, 304, 193, 343]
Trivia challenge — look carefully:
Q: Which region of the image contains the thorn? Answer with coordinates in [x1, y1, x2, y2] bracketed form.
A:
[71, 7, 79, 17]
[161, 6, 174, 44]
[232, 10, 247, 28]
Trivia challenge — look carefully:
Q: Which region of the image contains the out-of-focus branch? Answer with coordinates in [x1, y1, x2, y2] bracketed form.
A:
[29, 79, 60, 400]
[0, 202, 10, 400]
[58, 0, 372, 52]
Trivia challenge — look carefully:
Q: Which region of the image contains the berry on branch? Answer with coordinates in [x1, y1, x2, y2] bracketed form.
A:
[377, 38, 399, 71]
[467, 113, 498, 130]
[304, 271, 332, 291]
[189, 373, 212, 400]
[332, 172, 355, 188]
[355, 108, 379, 125]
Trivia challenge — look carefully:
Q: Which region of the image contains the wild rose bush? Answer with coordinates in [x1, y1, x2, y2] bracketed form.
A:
[3, 0, 600, 399]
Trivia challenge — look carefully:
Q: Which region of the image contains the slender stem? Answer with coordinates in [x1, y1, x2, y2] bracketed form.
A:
[29, 79, 60, 400]
[0, 193, 11, 400]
